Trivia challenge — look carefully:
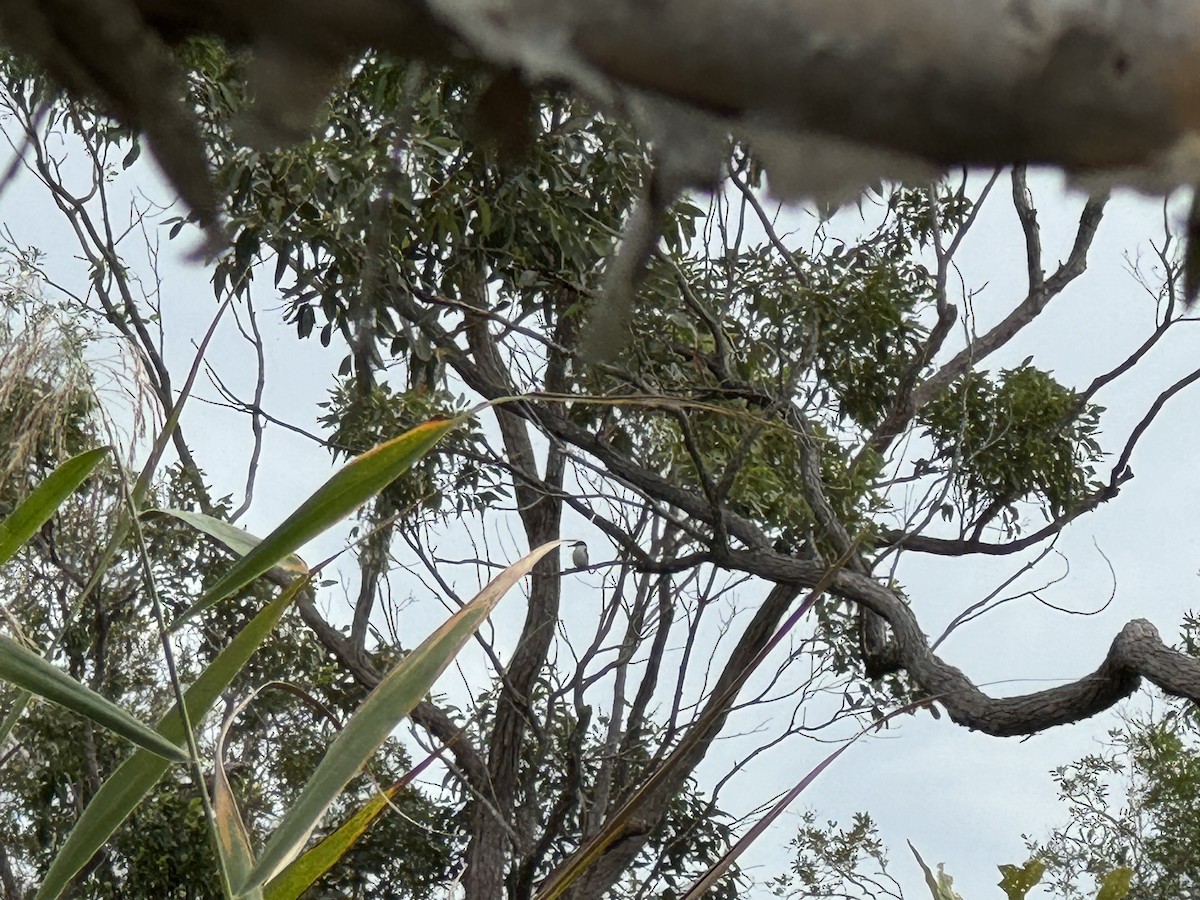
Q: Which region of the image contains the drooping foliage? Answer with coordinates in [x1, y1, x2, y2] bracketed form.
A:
[0, 32, 1128, 900]
[0, 297, 454, 896]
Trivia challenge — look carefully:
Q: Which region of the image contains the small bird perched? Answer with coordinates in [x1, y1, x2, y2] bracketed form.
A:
[571, 541, 589, 569]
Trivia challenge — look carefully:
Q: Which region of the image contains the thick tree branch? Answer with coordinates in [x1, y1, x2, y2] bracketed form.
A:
[710, 549, 1200, 735]
[458, 267, 571, 900]
[5, 1, 1200, 232]
[403, 280, 1200, 744]
[412, 297, 1200, 747]
[0, 843, 20, 900]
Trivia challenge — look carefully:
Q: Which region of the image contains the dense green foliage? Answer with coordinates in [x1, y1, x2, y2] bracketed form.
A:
[0, 34, 1139, 900]
[0, 301, 455, 897]
[920, 364, 1103, 526]
[1029, 707, 1200, 900]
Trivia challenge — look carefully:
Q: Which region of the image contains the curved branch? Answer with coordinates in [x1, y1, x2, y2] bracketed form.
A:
[402, 269, 1200, 740]
[719, 549, 1200, 736]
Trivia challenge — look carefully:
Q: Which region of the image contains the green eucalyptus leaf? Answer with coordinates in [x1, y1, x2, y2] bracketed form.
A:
[0, 447, 108, 567]
[1095, 867, 1134, 900]
[239, 539, 568, 892]
[172, 417, 459, 628]
[0, 634, 186, 763]
[997, 859, 1046, 899]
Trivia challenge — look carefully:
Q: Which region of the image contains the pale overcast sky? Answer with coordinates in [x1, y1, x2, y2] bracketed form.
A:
[5, 150, 1198, 899]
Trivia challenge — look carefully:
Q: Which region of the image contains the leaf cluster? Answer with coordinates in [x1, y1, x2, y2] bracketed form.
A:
[919, 364, 1104, 527]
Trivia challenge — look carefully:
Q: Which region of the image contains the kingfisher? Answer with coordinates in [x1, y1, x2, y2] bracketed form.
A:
[571, 541, 589, 569]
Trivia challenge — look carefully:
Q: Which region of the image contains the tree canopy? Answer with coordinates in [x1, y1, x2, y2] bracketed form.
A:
[0, 20, 1199, 900]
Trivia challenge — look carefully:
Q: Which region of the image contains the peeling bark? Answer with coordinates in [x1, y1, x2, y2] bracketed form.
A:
[7, 0, 1200, 216]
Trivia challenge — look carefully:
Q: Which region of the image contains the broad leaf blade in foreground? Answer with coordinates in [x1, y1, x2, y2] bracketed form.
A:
[0, 634, 186, 763]
[0, 448, 111, 751]
[214, 764, 262, 900]
[173, 417, 458, 627]
[35, 576, 309, 900]
[264, 725, 455, 900]
[240, 539, 568, 892]
[0, 447, 108, 566]
[264, 780, 403, 900]
[213, 701, 264, 900]
[145, 508, 308, 574]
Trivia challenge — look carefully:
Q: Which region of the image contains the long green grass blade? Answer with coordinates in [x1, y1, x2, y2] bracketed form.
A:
[144, 509, 307, 574]
[0, 311, 227, 769]
[35, 576, 308, 900]
[213, 702, 263, 899]
[0, 447, 108, 567]
[263, 780, 402, 900]
[172, 417, 458, 628]
[0, 634, 186, 763]
[264, 729, 452, 900]
[214, 759, 261, 899]
[240, 539, 567, 892]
